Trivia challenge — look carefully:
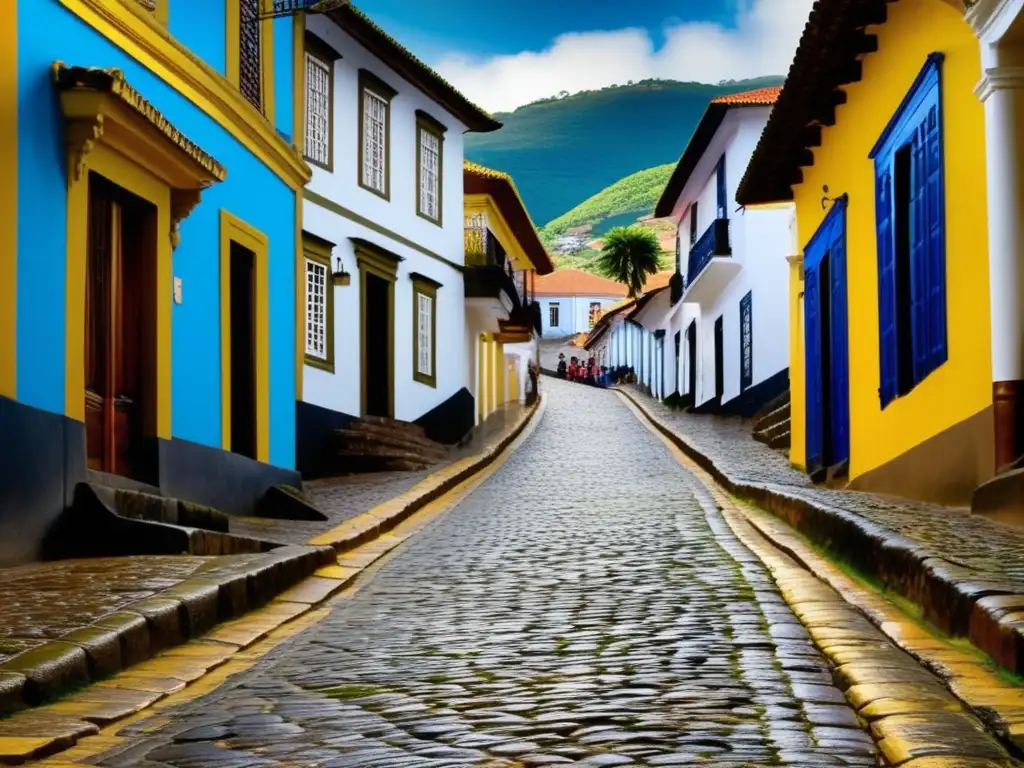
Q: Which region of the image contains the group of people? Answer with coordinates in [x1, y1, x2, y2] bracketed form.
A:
[556, 354, 612, 387]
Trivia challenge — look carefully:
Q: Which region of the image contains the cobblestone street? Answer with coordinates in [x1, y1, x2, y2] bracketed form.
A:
[89, 380, 880, 767]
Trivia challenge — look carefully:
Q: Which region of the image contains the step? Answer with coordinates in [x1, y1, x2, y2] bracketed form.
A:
[754, 418, 791, 445]
[752, 389, 790, 423]
[753, 401, 791, 434]
[355, 415, 427, 441]
[347, 421, 441, 451]
[43, 483, 281, 559]
[335, 452, 434, 474]
[333, 428, 448, 461]
[768, 428, 791, 451]
[336, 444, 438, 464]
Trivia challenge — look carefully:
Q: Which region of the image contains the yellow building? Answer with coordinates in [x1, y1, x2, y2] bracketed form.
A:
[462, 163, 554, 423]
[737, 0, 993, 506]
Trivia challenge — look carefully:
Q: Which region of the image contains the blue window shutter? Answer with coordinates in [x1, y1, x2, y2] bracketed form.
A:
[828, 222, 850, 466]
[923, 102, 947, 372]
[876, 168, 898, 407]
[717, 156, 727, 218]
[909, 128, 930, 383]
[804, 267, 823, 470]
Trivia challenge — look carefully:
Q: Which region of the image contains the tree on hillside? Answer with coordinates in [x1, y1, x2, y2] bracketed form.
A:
[597, 225, 662, 298]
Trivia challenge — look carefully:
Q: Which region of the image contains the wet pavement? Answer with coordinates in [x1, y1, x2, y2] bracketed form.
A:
[229, 403, 530, 546]
[623, 385, 1024, 589]
[0, 557, 212, 663]
[87, 379, 879, 767]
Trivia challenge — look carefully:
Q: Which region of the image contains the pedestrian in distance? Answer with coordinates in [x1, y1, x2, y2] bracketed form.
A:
[556, 353, 567, 379]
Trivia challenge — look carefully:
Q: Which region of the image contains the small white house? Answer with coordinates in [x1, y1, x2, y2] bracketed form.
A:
[651, 87, 795, 416]
[296, 6, 502, 475]
[534, 269, 627, 339]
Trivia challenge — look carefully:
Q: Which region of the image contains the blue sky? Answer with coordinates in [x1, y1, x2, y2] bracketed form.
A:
[357, 0, 739, 60]
[355, 0, 812, 112]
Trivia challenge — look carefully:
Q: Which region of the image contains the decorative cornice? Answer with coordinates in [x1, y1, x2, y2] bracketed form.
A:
[58, 0, 311, 190]
[54, 63, 227, 181]
[975, 65, 1024, 100]
[967, 0, 1024, 42]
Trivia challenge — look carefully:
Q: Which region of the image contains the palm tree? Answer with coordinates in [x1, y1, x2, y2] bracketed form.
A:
[597, 225, 662, 298]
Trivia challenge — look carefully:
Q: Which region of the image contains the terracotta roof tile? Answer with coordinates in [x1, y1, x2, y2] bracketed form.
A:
[533, 269, 628, 298]
[711, 86, 783, 106]
[643, 270, 674, 292]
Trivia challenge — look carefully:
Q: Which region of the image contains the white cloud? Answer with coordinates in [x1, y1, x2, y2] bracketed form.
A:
[433, 0, 813, 113]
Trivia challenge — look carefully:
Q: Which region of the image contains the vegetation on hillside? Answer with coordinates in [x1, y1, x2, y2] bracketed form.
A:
[465, 76, 784, 225]
[597, 226, 663, 298]
[541, 163, 675, 239]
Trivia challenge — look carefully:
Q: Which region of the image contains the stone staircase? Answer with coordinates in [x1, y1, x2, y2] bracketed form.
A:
[752, 390, 791, 453]
[334, 415, 449, 473]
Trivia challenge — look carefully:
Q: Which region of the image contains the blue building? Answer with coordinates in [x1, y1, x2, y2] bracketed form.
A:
[2, 0, 314, 562]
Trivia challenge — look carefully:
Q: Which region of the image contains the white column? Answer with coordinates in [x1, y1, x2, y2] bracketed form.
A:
[978, 68, 1024, 383]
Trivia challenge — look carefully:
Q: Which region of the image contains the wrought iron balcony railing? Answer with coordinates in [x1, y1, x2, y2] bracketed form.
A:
[465, 226, 508, 271]
[687, 218, 731, 286]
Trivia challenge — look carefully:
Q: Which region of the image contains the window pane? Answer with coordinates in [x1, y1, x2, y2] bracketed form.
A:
[305, 54, 331, 167]
[305, 259, 328, 360]
[419, 128, 440, 220]
[417, 293, 433, 376]
[362, 90, 387, 193]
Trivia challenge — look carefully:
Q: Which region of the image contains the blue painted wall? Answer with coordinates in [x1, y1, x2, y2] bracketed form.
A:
[17, 0, 297, 469]
[273, 16, 294, 143]
[170, 0, 227, 77]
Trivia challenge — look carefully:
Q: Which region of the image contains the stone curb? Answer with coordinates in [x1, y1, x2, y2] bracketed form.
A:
[308, 397, 542, 553]
[616, 388, 1024, 677]
[0, 545, 336, 715]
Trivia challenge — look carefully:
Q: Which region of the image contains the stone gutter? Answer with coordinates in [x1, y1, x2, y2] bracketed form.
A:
[617, 388, 1024, 677]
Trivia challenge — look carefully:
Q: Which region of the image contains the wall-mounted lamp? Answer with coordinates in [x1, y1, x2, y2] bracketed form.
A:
[332, 254, 351, 286]
[821, 184, 837, 211]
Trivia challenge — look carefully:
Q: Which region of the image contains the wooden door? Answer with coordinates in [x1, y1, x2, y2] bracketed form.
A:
[686, 322, 696, 400]
[84, 177, 153, 479]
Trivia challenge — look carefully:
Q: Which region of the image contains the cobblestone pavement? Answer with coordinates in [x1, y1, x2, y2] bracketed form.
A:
[229, 404, 528, 545]
[624, 385, 1024, 588]
[89, 379, 877, 767]
[0, 556, 212, 663]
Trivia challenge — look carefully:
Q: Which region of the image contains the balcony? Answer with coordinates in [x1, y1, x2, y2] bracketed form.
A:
[464, 225, 521, 313]
[683, 218, 740, 308]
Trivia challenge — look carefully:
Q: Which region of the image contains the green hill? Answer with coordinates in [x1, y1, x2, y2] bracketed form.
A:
[541, 163, 676, 240]
[464, 76, 784, 227]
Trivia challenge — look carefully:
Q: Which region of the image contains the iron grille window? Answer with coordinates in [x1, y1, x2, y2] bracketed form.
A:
[305, 259, 328, 360]
[589, 302, 601, 329]
[549, 303, 560, 328]
[239, 0, 262, 111]
[418, 128, 441, 221]
[305, 52, 331, 167]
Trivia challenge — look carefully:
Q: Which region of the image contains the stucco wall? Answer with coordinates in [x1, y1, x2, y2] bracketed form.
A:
[18, 0, 298, 468]
[789, 0, 990, 479]
[303, 202, 467, 422]
[304, 16, 468, 263]
[538, 295, 621, 337]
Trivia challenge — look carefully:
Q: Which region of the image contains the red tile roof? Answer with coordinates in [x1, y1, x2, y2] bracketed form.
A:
[711, 86, 783, 106]
[533, 268, 628, 298]
[654, 85, 783, 218]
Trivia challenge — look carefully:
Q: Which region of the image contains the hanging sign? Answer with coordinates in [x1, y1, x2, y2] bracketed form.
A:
[260, 0, 347, 20]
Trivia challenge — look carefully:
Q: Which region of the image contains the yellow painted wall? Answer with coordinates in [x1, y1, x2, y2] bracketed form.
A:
[0, 0, 16, 398]
[789, 0, 990, 478]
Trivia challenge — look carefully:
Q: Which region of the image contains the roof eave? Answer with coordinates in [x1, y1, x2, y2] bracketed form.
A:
[735, 0, 888, 207]
[332, 5, 500, 134]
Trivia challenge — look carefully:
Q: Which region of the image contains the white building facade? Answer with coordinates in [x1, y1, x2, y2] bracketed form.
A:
[534, 269, 627, 339]
[297, 9, 502, 476]
[652, 88, 795, 416]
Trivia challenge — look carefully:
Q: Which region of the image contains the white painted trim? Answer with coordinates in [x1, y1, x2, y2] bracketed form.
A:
[976, 65, 1024, 102]
[967, 0, 1024, 44]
